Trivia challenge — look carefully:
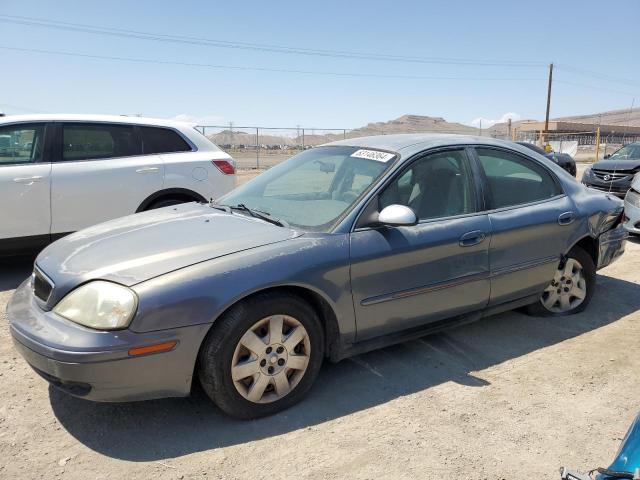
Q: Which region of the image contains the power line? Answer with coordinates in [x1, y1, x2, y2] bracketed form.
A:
[0, 14, 546, 68]
[555, 64, 639, 88]
[554, 79, 638, 97]
[0, 45, 546, 82]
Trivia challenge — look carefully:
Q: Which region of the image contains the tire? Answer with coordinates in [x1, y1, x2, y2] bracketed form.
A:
[525, 246, 596, 317]
[197, 292, 324, 419]
[145, 198, 186, 210]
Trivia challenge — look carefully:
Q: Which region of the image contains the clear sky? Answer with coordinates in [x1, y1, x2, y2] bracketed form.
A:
[1, 0, 639, 129]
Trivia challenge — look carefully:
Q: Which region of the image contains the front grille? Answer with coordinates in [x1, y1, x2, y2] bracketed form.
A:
[592, 169, 633, 181]
[32, 268, 54, 303]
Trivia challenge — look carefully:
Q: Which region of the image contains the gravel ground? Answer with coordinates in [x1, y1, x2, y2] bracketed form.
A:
[2, 164, 639, 480]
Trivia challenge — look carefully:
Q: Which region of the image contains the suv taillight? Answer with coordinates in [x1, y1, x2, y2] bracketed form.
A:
[212, 160, 235, 175]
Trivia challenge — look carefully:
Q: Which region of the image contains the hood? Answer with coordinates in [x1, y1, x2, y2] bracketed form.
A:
[37, 203, 302, 304]
[592, 158, 640, 172]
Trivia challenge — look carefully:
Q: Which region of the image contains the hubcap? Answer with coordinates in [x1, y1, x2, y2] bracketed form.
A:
[231, 315, 310, 404]
[540, 258, 587, 313]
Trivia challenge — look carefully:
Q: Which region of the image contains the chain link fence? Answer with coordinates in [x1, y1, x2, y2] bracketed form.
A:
[197, 125, 640, 170]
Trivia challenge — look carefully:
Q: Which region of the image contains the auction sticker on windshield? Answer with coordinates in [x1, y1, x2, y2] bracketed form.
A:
[350, 149, 395, 162]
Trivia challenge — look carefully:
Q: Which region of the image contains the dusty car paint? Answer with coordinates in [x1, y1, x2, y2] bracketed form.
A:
[8, 134, 627, 402]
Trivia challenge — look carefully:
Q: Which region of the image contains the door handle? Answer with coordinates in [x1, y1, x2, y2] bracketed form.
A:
[135, 167, 160, 174]
[459, 230, 486, 247]
[558, 211, 575, 226]
[13, 176, 43, 184]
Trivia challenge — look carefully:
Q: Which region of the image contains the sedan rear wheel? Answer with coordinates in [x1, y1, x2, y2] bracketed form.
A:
[540, 258, 587, 313]
[198, 292, 323, 419]
[525, 246, 595, 317]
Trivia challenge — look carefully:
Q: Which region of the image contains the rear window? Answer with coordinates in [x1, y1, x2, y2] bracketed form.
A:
[141, 127, 191, 154]
[62, 123, 141, 161]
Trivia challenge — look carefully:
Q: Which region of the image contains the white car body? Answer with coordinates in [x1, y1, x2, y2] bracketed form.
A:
[0, 114, 236, 254]
[624, 173, 640, 234]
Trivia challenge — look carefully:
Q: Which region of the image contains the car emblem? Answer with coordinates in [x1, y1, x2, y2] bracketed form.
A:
[604, 174, 611, 181]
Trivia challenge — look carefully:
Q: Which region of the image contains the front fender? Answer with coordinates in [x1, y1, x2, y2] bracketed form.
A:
[129, 233, 355, 343]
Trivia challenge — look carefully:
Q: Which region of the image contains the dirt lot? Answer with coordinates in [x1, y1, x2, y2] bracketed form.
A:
[2, 164, 639, 480]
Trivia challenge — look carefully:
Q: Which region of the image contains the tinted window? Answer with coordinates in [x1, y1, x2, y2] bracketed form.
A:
[476, 148, 560, 209]
[0, 123, 45, 165]
[141, 127, 191, 154]
[62, 124, 140, 161]
[380, 150, 475, 220]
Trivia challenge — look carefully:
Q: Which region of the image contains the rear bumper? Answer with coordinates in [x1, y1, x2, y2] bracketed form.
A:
[597, 224, 627, 269]
[8, 279, 211, 402]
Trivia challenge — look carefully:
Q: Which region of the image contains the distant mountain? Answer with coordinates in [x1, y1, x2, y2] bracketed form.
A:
[555, 107, 640, 126]
[206, 108, 640, 147]
[207, 114, 479, 146]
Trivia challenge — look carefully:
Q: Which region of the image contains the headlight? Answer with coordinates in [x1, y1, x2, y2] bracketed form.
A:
[626, 189, 640, 208]
[583, 167, 592, 177]
[53, 281, 138, 330]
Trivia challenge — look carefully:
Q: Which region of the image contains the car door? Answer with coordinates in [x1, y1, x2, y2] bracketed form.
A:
[0, 122, 52, 252]
[471, 146, 574, 306]
[349, 148, 491, 342]
[50, 122, 164, 235]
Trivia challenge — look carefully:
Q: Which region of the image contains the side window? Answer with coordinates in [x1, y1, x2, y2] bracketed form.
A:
[379, 150, 475, 221]
[476, 148, 561, 209]
[62, 124, 140, 161]
[0, 123, 45, 165]
[140, 127, 191, 154]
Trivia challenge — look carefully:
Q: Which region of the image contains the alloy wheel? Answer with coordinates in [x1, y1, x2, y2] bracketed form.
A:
[231, 315, 311, 403]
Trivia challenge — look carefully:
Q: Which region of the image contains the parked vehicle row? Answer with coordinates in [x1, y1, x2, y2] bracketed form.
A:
[7, 133, 626, 419]
[583, 142, 640, 198]
[0, 114, 236, 256]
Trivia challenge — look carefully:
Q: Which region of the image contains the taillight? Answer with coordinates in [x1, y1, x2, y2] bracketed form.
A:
[212, 160, 235, 175]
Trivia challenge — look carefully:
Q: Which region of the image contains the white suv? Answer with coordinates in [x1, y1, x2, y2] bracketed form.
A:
[0, 114, 236, 255]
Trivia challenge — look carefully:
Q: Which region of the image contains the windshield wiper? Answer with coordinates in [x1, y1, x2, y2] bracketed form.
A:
[228, 203, 288, 227]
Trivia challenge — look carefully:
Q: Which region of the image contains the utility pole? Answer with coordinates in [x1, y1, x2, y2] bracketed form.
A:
[543, 62, 553, 152]
[479, 119, 482, 136]
[507, 118, 512, 140]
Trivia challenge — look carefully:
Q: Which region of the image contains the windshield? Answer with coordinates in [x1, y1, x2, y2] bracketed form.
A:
[218, 145, 396, 231]
[610, 143, 640, 160]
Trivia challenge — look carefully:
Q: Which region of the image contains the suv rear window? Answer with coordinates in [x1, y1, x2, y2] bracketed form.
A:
[62, 124, 141, 161]
[141, 127, 191, 154]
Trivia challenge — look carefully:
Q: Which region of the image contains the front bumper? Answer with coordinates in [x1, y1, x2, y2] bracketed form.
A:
[624, 196, 640, 234]
[597, 224, 627, 269]
[7, 279, 211, 402]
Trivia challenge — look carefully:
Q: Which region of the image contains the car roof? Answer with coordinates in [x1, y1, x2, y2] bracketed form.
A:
[323, 133, 520, 158]
[0, 114, 194, 129]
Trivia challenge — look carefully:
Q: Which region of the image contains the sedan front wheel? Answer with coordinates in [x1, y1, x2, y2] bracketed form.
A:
[198, 292, 324, 419]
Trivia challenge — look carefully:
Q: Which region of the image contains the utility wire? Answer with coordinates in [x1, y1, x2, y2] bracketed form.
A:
[0, 14, 545, 67]
[0, 45, 546, 81]
[555, 64, 639, 88]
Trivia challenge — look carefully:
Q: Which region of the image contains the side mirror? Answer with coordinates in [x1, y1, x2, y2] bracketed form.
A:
[604, 154, 611, 159]
[377, 204, 417, 227]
